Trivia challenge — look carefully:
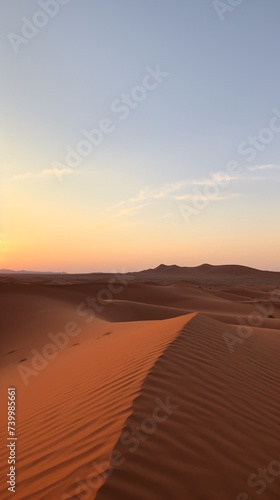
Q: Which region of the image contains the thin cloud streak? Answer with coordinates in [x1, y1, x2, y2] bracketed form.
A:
[100, 167, 275, 221]
[109, 176, 240, 217]
[248, 164, 280, 172]
[114, 181, 189, 208]
[112, 203, 151, 219]
[13, 168, 72, 180]
[174, 193, 240, 201]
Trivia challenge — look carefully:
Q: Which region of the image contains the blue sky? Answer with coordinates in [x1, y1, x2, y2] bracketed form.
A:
[1, 0, 280, 271]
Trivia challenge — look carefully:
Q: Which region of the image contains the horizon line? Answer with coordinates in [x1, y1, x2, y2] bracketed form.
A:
[0, 262, 279, 275]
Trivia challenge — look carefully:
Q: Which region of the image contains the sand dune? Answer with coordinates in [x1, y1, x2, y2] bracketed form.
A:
[0, 294, 195, 498]
[0, 272, 279, 499]
[2, 263, 280, 286]
[136, 264, 280, 284]
[97, 314, 280, 499]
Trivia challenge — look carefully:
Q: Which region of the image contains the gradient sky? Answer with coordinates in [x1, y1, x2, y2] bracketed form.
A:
[1, 0, 280, 272]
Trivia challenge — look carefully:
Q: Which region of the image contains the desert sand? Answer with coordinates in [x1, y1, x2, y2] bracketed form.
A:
[0, 265, 279, 499]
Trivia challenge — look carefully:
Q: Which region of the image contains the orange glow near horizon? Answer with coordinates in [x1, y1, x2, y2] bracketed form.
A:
[1, 164, 280, 273]
[1, 224, 279, 273]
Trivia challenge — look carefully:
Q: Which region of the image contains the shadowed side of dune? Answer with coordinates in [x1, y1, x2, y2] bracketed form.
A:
[97, 314, 280, 500]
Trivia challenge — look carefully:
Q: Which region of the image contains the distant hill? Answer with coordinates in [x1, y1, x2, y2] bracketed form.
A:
[0, 264, 279, 285]
[135, 263, 280, 283]
[0, 269, 67, 274]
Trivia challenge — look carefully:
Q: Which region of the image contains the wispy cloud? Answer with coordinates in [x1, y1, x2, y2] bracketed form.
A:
[248, 164, 280, 172]
[110, 176, 240, 215]
[13, 168, 72, 180]
[174, 193, 240, 202]
[114, 181, 189, 208]
[112, 203, 151, 219]
[191, 173, 239, 186]
[104, 169, 264, 220]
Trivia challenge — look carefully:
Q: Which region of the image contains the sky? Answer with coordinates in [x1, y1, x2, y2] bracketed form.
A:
[1, 0, 280, 272]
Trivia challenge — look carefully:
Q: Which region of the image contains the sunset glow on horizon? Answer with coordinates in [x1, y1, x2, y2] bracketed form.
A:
[1, 1, 280, 273]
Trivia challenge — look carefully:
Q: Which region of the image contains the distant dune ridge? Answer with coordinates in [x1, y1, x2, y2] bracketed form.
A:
[136, 263, 280, 283]
[0, 266, 279, 499]
[0, 269, 66, 274]
[1, 262, 280, 285]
